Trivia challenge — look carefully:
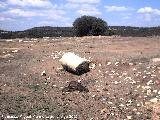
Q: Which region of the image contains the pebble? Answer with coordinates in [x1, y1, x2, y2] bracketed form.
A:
[137, 103, 141, 107]
[142, 86, 151, 90]
[146, 72, 151, 75]
[130, 80, 136, 84]
[133, 108, 137, 111]
[41, 70, 46, 76]
[143, 76, 146, 78]
[137, 85, 141, 88]
[136, 112, 141, 115]
[12, 50, 18, 53]
[107, 62, 111, 65]
[114, 81, 120, 84]
[129, 63, 133, 66]
[105, 71, 108, 73]
[127, 116, 132, 119]
[108, 102, 113, 104]
[153, 90, 157, 93]
[99, 64, 102, 67]
[147, 80, 153, 85]
[119, 104, 125, 107]
[115, 62, 119, 66]
[92, 95, 96, 97]
[147, 89, 151, 95]
[149, 98, 158, 103]
[132, 68, 137, 71]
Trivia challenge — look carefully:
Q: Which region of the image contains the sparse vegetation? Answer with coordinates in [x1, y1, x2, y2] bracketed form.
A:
[73, 15, 108, 36]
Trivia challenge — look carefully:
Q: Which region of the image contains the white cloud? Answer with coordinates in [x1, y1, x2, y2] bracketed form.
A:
[7, 0, 53, 8]
[77, 4, 101, 15]
[137, 7, 160, 15]
[0, 16, 14, 21]
[0, 2, 7, 8]
[7, 8, 66, 19]
[8, 9, 42, 17]
[137, 7, 160, 21]
[4, 8, 69, 26]
[105, 6, 129, 12]
[66, 0, 100, 4]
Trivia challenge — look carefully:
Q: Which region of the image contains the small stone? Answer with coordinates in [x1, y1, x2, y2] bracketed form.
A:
[146, 72, 151, 75]
[129, 63, 133, 66]
[105, 71, 108, 73]
[106, 62, 111, 65]
[137, 103, 140, 107]
[12, 50, 18, 53]
[99, 64, 102, 67]
[152, 58, 160, 62]
[132, 68, 137, 71]
[92, 95, 96, 97]
[115, 62, 119, 65]
[119, 104, 125, 107]
[114, 81, 119, 84]
[133, 108, 137, 111]
[147, 80, 153, 85]
[147, 89, 151, 95]
[128, 100, 132, 104]
[149, 98, 158, 103]
[143, 76, 146, 78]
[127, 116, 132, 119]
[136, 112, 141, 115]
[108, 102, 113, 104]
[41, 70, 46, 76]
[153, 90, 157, 93]
[89, 63, 96, 69]
[142, 86, 151, 90]
[119, 76, 122, 78]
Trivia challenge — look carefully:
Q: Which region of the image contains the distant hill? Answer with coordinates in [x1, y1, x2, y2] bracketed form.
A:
[0, 26, 160, 39]
[108, 26, 160, 37]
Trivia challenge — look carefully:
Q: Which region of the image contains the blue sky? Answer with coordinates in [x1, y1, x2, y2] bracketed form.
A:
[0, 0, 160, 31]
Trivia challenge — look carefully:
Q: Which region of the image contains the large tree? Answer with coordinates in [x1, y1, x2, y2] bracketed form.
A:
[73, 15, 108, 36]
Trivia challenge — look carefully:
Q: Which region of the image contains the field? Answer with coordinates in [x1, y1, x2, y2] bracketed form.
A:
[0, 36, 160, 119]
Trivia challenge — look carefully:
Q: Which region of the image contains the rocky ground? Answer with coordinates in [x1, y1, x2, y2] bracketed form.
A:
[0, 36, 160, 120]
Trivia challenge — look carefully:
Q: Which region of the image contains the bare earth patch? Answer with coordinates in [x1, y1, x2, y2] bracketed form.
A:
[0, 36, 160, 119]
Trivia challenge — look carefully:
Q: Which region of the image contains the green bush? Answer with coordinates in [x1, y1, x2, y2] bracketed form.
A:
[73, 15, 108, 36]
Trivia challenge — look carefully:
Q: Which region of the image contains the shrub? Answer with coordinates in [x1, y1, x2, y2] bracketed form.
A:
[73, 15, 108, 36]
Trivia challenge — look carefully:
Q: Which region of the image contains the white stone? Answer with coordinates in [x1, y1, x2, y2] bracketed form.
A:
[149, 98, 158, 103]
[127, 116, 132, 119]
[107, 62, 111, 65]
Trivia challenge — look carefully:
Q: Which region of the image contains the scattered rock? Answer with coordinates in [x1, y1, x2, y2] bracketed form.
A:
[149, 98, 158, 103]
[0, 54, 14, 58]
[152, 58, 160, 62]
[12, 50, 18, 53]
[127, 116, 132, 119]
[89, 62, 96, 69]
[41, 70, 46, 76]
[106, 61, 111, 65]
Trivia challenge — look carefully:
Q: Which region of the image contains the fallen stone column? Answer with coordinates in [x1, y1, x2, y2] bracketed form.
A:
[59, 52, 90, 75]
